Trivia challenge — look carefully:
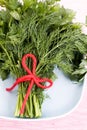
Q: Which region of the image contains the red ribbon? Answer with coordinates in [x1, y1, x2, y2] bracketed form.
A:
[6, 53, 53, 115]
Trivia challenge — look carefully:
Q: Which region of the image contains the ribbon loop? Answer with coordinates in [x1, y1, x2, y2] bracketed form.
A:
[22, 53, 37, 75]
[6, 53, 53, 115]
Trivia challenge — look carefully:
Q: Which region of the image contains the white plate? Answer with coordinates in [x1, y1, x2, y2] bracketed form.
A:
[0, 67, 85, 120]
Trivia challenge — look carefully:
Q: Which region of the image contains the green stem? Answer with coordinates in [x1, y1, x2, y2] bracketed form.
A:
[14, 91, 23, 117]
[14, 84, 24, 117]
[14, 82, 42, 118]
[33, 94, 41, 118]
[29, 93, 33, 118]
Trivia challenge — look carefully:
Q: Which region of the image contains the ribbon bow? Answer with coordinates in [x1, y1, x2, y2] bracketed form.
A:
[6, 53, 53, 115]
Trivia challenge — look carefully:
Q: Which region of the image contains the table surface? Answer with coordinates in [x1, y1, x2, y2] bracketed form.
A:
[0, 0, 87, 130]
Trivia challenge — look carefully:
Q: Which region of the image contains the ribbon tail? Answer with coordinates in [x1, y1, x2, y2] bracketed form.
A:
[19, 80, 34, 115]
[6, 80, 19, 91]
[6, 76, 31, 91]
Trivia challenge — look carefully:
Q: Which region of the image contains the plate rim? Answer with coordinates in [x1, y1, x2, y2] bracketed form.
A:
[0, 74, 86, 121]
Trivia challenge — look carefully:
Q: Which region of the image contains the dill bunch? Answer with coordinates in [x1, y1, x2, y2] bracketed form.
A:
[0, 0, 87, 118]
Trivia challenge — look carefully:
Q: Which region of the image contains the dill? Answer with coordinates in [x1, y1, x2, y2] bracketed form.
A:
[0, 0, 87, 118]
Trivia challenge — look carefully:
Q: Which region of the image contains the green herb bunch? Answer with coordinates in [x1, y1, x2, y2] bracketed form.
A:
[0, 0, 87, 118]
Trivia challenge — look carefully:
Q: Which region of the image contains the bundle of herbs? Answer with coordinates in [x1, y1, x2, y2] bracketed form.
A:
[0, 0, 87, 118]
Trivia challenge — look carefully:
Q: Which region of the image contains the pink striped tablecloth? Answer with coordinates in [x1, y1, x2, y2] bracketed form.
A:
[0, 83, 87, 130]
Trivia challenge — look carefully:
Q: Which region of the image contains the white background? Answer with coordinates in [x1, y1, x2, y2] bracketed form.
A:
[60, 0, 87, 23]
